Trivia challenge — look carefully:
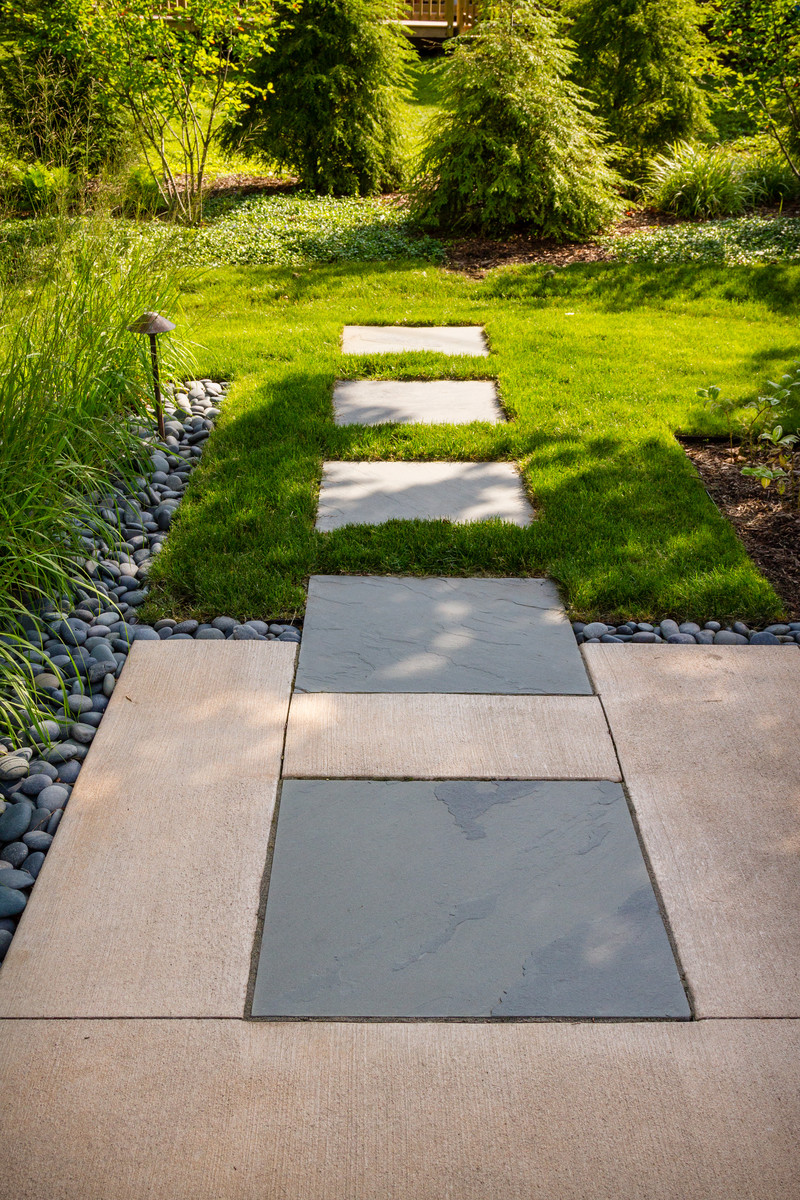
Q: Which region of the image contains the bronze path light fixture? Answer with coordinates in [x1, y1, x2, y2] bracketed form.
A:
[126, 311, 176, 440]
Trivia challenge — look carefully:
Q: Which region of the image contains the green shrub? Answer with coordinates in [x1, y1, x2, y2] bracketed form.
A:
[646, 141, 751, 218]
[0, 3, 128, 174]
[565, 0, 712, 179]
[0, 158, 72, 214]
[740, 140, 800, 206]
[218, 0, 412, 195]
[0, 221, 189, 734]
[122, 166, 167, 218]
[411, 0, 621, 237]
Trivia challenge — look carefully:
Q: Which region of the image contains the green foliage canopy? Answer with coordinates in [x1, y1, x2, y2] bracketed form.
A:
[713, 0, 800, 178]
[564, 0, 713, 177]
[220, 0, 413, 196]
[411, 0, 621, 237]
[0, 0, 126, 173]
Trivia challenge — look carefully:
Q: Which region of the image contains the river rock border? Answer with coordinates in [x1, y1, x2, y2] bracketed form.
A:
[0, 379, 301, 962]
[574, 618, 800, 645]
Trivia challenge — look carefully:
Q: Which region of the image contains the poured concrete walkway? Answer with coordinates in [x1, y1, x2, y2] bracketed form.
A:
[0, 639, 798, 1195]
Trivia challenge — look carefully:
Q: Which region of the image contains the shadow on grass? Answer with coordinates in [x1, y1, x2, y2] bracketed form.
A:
[481, 263, 800, 316]
[149, 369, 784, 623]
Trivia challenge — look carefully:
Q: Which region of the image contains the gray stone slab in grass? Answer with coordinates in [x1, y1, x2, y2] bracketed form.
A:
[252, 779, 690, 1019]
[332, 380, 504, 426]
[295, 576, 591, 694]
[315, 461, 533, 531]
[342, 325, 489, 356]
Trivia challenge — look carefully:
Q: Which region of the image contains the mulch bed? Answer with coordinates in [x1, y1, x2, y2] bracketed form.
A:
[681, 438, 800, 616]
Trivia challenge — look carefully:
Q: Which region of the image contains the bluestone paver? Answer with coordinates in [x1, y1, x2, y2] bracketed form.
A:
[252, 779, 688, 1018]
[342, 325, 489, 356]
[0, 641, 296, 1018]
[2, 1018, 797, 1200]
[584, 644, 800, 1017]
[315, 461, 534, 530]
[332, 380, 504, 426]
[295, 576, 591, 694]
[283, 693, 620, 779]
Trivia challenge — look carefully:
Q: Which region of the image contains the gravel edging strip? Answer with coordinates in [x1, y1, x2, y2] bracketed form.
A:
[574, 619, 800, 645]
[0, 379, 301, 964]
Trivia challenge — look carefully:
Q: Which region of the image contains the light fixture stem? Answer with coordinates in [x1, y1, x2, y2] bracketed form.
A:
[149, 331, 165, 440]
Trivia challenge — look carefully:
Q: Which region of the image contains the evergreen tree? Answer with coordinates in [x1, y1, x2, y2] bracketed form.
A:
[411, 0, 621, 237]
[219, 0, 413, 195]
[565, 0, 713, 176]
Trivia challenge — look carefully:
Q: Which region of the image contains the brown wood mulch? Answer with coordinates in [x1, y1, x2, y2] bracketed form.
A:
[681, 439, 800, 617]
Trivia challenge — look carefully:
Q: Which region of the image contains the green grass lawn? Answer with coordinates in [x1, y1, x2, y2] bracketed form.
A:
[144, 259, 800, 625]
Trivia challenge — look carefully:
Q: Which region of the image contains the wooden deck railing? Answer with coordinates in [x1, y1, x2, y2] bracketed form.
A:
[403, 0, 479, 36]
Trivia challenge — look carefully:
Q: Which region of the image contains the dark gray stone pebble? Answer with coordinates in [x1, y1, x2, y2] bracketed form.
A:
[58, 761, 81, 784]
[22, 851, 45, 879]
[67, 694, 93, 715]
[0, 887, 26, 917]
[694, 630, 715, 644]
[211, 616, 237, 634]
[714, 630, 749, 645]
[22, 830, 53, 851]
[0, 801, 34, 842]
[733, 621, 750, 636]
[659, 619, 680, 639]
[600, 634, 623, 643]
[172, 620, 199, 635]
[666, 633, 697, 644]
[196, 627, 225, 640]
[45, 741, 80, 764]
[704, 622, 722, 632]
[750, 631, 781, 645]
[46, 809, 63, 835]
[133, 627, 160, 641]
[0, 843, 28, 868]
[630, 631, 657, 643]
[37, 784, 69, 811]
[0, 929, 12, 960]
[17, 773, 52, 797]
[764, 625, 790, 635]
[0, 869, 34, 890]
[277, 630, 301, 642]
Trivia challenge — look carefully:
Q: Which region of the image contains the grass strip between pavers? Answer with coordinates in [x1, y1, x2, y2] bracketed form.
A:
[144, 260, 800, 624]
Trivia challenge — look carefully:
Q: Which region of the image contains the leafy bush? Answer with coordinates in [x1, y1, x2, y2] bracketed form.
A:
[122, 166, 167, 218]
[646, 141, 751, 218]
[219, 0, 412, 195]
[0, 221, 188, 733]
[411, 0, 621, 237]
[0, 3, 128, 174]
[604, 215, 800, 265]
[741, 139, 800, 206]
[565, 0, 712, 178]
[0, 158, 73, 214]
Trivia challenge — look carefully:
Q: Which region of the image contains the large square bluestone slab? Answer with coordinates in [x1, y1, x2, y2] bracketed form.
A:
[342, 325, 489, 356]
[315, 462, 533, 530]
[332, 380, 504, 426]
[252, 780, 690, 1018]
[295, 576, 592, 694]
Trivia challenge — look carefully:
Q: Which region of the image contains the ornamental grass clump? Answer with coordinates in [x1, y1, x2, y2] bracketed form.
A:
[0, 221, 187, 735]
[410, 0, 622, 237]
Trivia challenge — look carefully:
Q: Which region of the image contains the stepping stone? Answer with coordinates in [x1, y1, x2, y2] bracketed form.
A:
[332, 380, 503, 426]
[586, 644, 800, 1018]
[315, 462, 533, 530]
[295, 576, 592, 694]
[283, 693, 620, 779]
[252, 779, 690, 1018]
[2, 1019, 796, 1198]
[0, 641, 297, 1018]
[342, 325, 489, 356]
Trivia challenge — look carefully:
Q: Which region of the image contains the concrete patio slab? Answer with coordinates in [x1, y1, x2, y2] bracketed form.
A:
[2, 1018, 796, 1199]
[315, 461, 534, 530]
[283, 693, 620, 779]
[332, 380, 503, 425]
[342, 325, 489, 356]
[584, 645, 800, 1018]
[295, 576, 591, 694]
[252, 779, 687, 1018]
[0, 640, 296, 1018]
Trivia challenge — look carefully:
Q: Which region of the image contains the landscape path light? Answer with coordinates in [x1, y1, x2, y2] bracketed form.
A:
[126, 311, 176, 440]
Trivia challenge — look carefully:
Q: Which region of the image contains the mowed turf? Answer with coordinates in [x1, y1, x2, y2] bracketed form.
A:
[145, 260, 800, 623]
